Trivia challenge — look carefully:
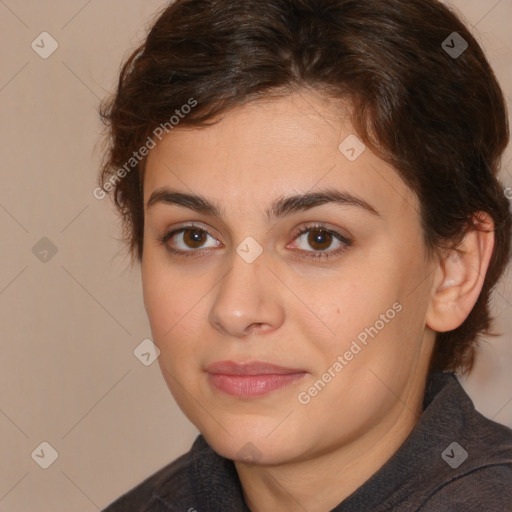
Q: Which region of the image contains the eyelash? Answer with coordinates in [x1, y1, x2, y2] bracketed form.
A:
[157, 222, 352, 260]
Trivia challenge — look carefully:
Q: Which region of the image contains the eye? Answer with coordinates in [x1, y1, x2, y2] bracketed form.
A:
[158, 223, 220, 257]
[289, 224, 352, 260]
[158, 223, 352, 260]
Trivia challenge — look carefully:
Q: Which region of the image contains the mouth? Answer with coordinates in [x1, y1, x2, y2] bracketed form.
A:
[205, 360, 307, 398]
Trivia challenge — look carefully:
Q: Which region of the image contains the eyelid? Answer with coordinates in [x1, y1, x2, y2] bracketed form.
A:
[290, 223, 351, 244]
[159, 221, 220, 250]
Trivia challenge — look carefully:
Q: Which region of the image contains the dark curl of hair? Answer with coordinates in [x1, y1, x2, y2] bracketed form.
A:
[98, 0, 511, 376]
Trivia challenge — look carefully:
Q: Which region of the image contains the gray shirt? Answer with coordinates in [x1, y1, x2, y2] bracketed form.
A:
[102, 372, 512, 511]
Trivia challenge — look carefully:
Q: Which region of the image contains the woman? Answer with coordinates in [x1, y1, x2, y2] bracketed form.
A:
[98, 0, 512, 510]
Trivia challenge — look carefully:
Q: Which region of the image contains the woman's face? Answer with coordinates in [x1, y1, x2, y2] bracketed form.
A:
[141, 90, 438, 465]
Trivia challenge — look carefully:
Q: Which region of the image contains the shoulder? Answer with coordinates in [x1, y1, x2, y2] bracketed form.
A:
[102, 435, 210, 512]
[418, 463, 512, 511]
[417, 373, 512, 511]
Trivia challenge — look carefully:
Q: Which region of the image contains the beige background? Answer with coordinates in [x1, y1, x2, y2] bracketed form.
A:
[0, 1, 510, 510]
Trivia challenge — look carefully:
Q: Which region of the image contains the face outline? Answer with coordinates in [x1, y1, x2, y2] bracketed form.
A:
[140, 89, 439, 467]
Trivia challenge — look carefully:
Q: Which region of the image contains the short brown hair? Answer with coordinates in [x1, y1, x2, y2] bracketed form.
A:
[98, 0, 511, 375]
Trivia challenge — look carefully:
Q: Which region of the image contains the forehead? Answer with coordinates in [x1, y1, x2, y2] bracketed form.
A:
[143, 90, 418, 221]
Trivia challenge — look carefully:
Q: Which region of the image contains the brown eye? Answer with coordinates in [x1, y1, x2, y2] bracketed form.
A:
[306, 229, 334, 251]
[159, 225, 221, 256]
[182, 228, 209, 249]
[292, 225, 352, 260]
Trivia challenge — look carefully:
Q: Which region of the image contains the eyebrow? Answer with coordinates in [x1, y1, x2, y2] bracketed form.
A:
[145, 187, 380, 220]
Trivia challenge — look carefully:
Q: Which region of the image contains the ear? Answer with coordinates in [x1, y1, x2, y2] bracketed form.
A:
[425, 212, 495, 333]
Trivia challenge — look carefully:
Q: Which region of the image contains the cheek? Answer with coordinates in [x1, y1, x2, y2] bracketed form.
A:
[141, 260, 210, 366]
[312, 261, 425, 366]
[321, 269, 399, 339]
[142, 257, 186, 339]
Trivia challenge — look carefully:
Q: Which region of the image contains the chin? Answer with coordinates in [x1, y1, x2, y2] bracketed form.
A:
[198, 418, 308, 466]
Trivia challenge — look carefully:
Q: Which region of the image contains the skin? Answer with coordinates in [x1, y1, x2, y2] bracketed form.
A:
[140, 88, 494, 512]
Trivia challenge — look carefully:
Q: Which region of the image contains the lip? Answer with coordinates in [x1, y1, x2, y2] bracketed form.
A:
[205, 360, 307, 397]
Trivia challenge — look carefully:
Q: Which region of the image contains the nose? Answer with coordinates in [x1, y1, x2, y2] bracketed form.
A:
[208, 250, 285, 339]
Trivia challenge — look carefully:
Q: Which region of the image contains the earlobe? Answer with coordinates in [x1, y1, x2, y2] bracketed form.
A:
[425, 212, 495, 333]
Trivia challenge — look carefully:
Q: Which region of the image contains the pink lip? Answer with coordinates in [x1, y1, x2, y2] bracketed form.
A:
[205, 361, 307, 397]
